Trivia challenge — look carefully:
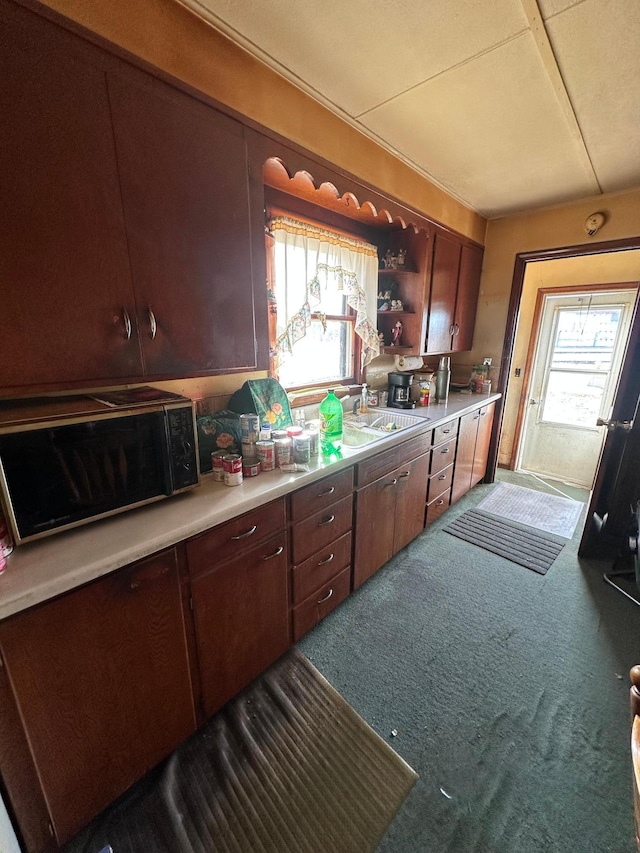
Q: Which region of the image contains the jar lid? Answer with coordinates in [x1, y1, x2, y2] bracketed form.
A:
[286, 426, 303, 437]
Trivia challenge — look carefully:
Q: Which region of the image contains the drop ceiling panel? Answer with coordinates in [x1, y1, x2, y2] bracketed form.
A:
[544, 0, 640, 193]
[360, 33, 598, 217]
[184, 0, 529, 116]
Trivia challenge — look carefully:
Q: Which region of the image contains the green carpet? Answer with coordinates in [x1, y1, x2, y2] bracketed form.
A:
[298, 470, 639, 853]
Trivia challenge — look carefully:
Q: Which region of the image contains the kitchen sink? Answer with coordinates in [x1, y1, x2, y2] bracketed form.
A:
[342, 410, 427, 446]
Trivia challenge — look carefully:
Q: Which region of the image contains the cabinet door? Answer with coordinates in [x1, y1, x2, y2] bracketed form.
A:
[451, 410, 481, 504]
[353, 471, 398, 589]
[190, 532, 290, 717]
[0, 8, 142, 393]
[424, 233, 461, 355]
[393, 453, 430, 553]
[453, 245, 482, 352]
[471, 403, 495, 487]
[108, 72, 259, 377]
[0, 549, 196, 845]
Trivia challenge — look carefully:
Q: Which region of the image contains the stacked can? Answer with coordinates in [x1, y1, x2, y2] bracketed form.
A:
[273, 429, 292, 467]
[211, 450, 228, 482]
[239, 413, 261, 477]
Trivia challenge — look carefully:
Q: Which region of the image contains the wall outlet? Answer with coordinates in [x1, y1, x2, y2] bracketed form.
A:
[483, 357, 492, 366]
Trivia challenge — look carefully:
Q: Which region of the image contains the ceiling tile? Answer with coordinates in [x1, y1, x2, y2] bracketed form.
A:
[184, 0, 529, 115]
[359, 33, 598, 216]
[544, 0, 640, 193]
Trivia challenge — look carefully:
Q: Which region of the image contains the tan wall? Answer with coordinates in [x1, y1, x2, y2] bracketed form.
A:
[37, 0, 485, 244]
[459, 188, 640, 465]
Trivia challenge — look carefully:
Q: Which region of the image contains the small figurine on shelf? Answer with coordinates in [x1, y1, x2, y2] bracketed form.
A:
[391, 320, 403, 347]
[378, 331, 385, 346]
[383, 249, 398, 269]
[397, 249, 407, 268]
[391, 299, 403, 311]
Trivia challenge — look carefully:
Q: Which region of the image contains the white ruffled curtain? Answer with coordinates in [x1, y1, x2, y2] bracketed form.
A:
[270, 215, 380, 371]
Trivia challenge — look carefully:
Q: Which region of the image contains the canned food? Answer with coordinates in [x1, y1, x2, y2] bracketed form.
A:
[274, 436, 292, 467]
[211, 450, 227, 481]
[307, 424, 319, 457]
[255, 440, 276, 471]
[292, 432, 311, 464]
[242, 458, 261, 478]
[240, 413, 260, 444]
[259, 423, 272, 441]
[241, 440, 257, 459]
[223, 454, 243, 486]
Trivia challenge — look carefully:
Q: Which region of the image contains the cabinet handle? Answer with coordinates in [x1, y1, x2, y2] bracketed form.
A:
[317, 486, 335, 498]
[122, 307, 132, 340]
[262, 545, 284, 560]
[440, 447, 450, 454]
[399, 471, 411, 478]
[453, 323, 460, 336]
[436, 499, 445, 507]
[473, 414, 481, 420]
[231, 524, 257, 540]
[318, 514, 335, 526]
[385, 478, 398, 487]
[442, 428, 451, 434]
[318, 588, 334, 604]
[317, 553, 334, 566]
[148, 307, 157, 340]
[129, 564, 170, 590]
[448, 323, 455, 336]
[438, 473, 447, 480]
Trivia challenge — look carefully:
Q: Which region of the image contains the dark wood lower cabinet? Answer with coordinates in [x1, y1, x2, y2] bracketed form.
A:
[354, 452, 430, 589]
[0, 548, 196, 848]
[189, 531, 290, 718]
[451, 402, 496, 503]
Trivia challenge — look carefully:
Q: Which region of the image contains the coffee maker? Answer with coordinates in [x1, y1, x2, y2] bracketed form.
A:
[387, 371, 415, 409]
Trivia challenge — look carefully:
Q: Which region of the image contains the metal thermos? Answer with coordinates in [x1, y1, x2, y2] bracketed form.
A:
[435, 357, 451, 402]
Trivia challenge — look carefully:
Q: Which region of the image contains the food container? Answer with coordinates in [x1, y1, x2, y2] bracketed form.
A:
[307, 424, 319, 457]
[211, 450, 227, 481]
[274, 436, 292, 467]
[259, 423, 272, 441]
[292, 432, 311, 464]
[256, 440, 276, 471]
[240, 413, 260, 444]
[223, 454, 243, 486]
[242, 458, 261, 478]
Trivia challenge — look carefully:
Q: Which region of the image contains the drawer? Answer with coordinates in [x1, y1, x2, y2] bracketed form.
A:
[356, 432, 431, 487]
[291, 494, 353, 564]
[292, 566, 351, 641]
[425, 489, 451, 526]
[427, 463, 454, 502]
[292, 532, 352, 605]
[290, 467, 354, 522]
[430, 437, 457, 475]
[186, 497, 286, 579]
[433, 419, 458, 447]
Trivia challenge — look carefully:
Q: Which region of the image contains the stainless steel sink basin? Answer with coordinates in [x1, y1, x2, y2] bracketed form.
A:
[342, 410, 427, 446]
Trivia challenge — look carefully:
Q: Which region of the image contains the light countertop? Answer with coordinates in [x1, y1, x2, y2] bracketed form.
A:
[0, 392, 500, 621]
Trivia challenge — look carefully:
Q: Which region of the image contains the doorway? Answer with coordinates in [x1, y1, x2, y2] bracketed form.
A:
[516, 288, 636, 488]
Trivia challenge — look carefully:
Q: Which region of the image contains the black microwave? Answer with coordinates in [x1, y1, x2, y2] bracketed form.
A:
[0, 388, 199, 545]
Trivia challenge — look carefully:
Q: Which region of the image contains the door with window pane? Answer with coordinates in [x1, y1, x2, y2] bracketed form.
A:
[518, 290, 636, 488]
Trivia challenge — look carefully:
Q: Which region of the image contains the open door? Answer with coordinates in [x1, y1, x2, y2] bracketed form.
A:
[579, 290, 640, 556]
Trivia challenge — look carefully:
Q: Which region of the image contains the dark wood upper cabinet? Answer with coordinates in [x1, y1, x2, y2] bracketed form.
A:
[108, 72, 260, 376]
[0, 8, 142, 393]
[424, 233, 483, 355]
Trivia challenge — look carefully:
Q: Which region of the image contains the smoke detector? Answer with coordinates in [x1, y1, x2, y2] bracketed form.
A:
[584, 212, 605, 237]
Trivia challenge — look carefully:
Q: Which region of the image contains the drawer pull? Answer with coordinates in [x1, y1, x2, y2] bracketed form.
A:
[318, 514, 335, 526]
[317, 486, 335, 498]
[231, 525, 257, 540]
[473, 414, 481, 420]
[399, 471, 410, 479]
[440, 447, 450, 454]
[318, 588, 334, 604]
[438, 473, 447, 480]
[436, 499, 445, 507]
[442, 428, 451, 434]
[385, 478, 398, 487]
[262, 545, 284, 560]
[317, 553, 334, 566]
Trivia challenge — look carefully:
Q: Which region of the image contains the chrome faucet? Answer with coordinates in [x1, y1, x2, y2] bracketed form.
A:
[352, 399, 361, 416]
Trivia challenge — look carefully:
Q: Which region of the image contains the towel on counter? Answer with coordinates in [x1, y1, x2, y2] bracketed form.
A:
[196, 410, 242, 472]
[227, 378, 293, 430]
